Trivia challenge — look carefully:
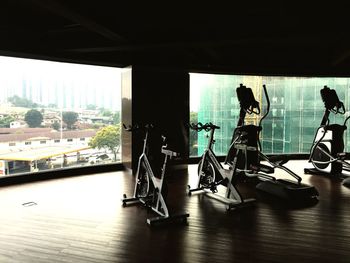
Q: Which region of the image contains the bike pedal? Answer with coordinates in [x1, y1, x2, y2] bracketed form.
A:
[210, 184, 218, 193]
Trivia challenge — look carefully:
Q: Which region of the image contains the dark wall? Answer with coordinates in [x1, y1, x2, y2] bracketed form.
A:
[122, 66, 189, 173]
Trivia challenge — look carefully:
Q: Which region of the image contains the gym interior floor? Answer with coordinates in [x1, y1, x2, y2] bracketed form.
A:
[0, 160, 350, 263]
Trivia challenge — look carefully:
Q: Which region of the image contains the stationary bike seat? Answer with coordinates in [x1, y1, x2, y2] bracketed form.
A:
[161, 146, 179, 158]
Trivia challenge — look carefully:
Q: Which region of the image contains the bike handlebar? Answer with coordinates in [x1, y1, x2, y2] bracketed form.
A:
[123, 124, 175, 151]
[123, 123, 154, 132]
[189, 122, 220, 132]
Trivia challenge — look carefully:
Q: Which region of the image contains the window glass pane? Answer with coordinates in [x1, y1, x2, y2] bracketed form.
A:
[190, 73, 350, 156]
[0, 56, 121, 176]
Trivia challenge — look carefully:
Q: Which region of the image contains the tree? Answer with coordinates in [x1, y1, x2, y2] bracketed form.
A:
[62, 111, 79, 129]
[0, 115, 15, 128]
[24, 109, 43, 128]
[52, 121, 60, 131]
[86, 104, 97, 110]
[48, 103, 57, 109]
[101, 109, 113, 117]
[112, 111, 120, 125]
[8, 95, 39, 108]
[89, 125, 121, 161]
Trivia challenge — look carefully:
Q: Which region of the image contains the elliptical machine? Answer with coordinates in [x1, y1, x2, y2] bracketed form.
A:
[225, 84, 319, 202]
[304, 86, 350, 186]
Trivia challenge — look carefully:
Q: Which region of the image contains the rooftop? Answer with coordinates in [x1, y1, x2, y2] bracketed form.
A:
[0, 129, 96, 143]
[0, 145, 90, 161]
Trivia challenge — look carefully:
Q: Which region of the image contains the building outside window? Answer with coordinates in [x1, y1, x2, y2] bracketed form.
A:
[190, 73, 350, 157]
[0, 56, 122, 176]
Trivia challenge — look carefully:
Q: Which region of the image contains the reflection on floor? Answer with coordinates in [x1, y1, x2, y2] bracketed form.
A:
[1, 160, 350, 262]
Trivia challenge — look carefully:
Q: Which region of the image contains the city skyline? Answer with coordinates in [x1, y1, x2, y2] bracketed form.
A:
[0, 56, 122, 111]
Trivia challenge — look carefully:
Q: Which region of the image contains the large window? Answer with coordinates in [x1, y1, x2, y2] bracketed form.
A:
[0, 56, 121, 176]
[190, 73, 350, 157]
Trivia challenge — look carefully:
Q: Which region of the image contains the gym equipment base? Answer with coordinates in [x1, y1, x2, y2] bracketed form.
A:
[256, 179, 319, 202]
[305, 166, 350, 188]
[305, 167, 350, 179]
[189, 187, 256, 211]
[342, 177, 350, 187]
[122, 196, 189, 226]
[147, 212, 189, 226]
[304, 167, 343, 177]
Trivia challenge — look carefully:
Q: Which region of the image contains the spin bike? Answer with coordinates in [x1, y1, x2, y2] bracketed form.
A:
[122, 124, 189, 226]
[304, 86, 350, 186]
[188, 122, 256, 210]
[225, 84, 319, 201]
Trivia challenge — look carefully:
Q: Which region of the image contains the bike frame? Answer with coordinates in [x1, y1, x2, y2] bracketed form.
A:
[191, 126, 248, 207]
[122, 124, 189, 225]
[124, 129, 169, 218]
[196, 127, 224, 183]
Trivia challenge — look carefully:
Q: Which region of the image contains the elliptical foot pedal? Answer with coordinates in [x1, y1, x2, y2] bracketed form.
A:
[304, 167, 326, 176]
[146, 212, 189, 226]
[337, 152, 350, 160]
[256, 179, 319, 202]
[121, 195, 142, 206]
[250, 163, 274, 174]
[304, 168, 316, 174]
[226, 198, 256, 211]
[342, 177, 350, 188]
[304, 168, 342, 178]
[269, 155, 289, 166]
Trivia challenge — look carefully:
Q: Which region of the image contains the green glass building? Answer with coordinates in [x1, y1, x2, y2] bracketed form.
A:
[190, 74, 350, 156]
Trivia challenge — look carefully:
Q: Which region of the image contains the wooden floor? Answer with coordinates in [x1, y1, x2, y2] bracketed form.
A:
[1, 161, 350, 262]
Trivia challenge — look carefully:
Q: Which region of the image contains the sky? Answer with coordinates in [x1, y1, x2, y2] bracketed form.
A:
[0, 55, 206, 112]
[0, 55, 122, 110]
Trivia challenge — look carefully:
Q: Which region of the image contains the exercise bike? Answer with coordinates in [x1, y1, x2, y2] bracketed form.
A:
[122, 124, 189, 226]
[225, 84, 319, 202]
[188, 122, 256, 211]
[304, 86, 350, 187]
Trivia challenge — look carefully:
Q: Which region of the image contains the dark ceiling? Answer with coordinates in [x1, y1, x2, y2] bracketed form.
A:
[1, 1, 350, 75]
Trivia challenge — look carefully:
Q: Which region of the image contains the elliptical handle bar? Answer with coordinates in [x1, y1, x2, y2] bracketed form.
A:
[258, 85, 270, 127]
[122, 123, 154, 132]
[236, 84, 261, 115]
[321, 86, 346, 115]
[335, 101, 346, 115]
[189, 122, 220, 132]
[246, 97, 261, 115]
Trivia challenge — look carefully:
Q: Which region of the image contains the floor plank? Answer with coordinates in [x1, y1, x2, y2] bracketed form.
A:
[0, 161, 350, 262]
